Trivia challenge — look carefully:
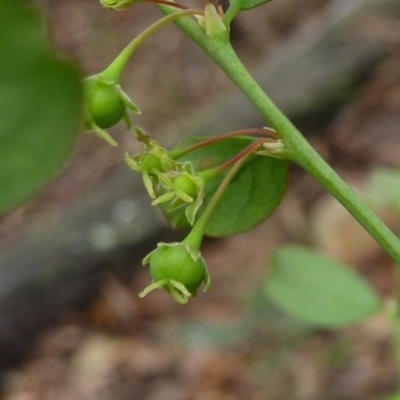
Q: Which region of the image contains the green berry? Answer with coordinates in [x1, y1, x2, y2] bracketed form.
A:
[149, 243, 207, 295]
[174, 174, 198, 198]
[85, 76, 125, 129]
[143, 153, 163, 175]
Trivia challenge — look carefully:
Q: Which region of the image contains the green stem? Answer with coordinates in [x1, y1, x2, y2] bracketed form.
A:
[159, 5, 400, 265]
[222, 3, 241, 27]
[184, 140, 261, 249]
[100, 8, 203, 82]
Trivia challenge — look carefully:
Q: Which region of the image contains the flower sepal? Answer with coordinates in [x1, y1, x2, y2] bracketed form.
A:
[202, 3, 229, 40]
[125, 128, 205, 223]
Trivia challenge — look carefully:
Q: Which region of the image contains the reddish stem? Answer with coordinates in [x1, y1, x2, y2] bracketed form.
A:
[147, 0, 187, 9]
[200, 137, 269, 180]
[170, 128, 278, 159]
[186, 138, 268, 245]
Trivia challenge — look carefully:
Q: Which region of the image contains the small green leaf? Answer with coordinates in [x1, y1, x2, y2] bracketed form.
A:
[266, 246, 382, 327]
[0, 1, 82, 216]
[230, 0, 273, 12]
[166, 137, 288, 237]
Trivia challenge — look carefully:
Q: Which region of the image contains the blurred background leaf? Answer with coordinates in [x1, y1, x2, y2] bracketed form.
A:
[0, 1, 82, 216]
[266, 246, 382, 327]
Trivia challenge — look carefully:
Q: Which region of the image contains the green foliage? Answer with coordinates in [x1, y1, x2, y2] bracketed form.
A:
[0, 1, 82, 216]
[266, 246, 382, 327]
[223, 0, 273, 25]
[230, 0, 273, 12]
[166, 137, 288, 237]
[4, 0, 396, 347]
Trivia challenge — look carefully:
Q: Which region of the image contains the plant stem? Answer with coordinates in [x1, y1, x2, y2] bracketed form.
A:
[169, 127, 276, 159]
[100, 8, 203, 82]
[222, 3, 241, 27]
[199, 137, 266, 180]
[184, 140, 261, 249]
[158, 6, 400, 265]
[148, 0, 187, 10]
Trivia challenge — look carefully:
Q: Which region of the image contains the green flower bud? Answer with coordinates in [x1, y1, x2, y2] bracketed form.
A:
[125, 127, 176, 198]
[174, 174, 198, 199]
[154, 162, 205, 224]
[125, 128, 205, 223]
[143, 153, 163, 175]
[139, 242, 210, 304]
[256, 139, 288, 159]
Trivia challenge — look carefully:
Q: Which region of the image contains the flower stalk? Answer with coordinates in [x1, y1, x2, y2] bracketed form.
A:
[158, 3, 400, 267]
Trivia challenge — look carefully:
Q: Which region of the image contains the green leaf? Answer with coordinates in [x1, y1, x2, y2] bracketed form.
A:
[266, 246, 382, 327]
[0, 1, 82, 216]
[166, 137, 288, 237]
[230, 0, 273, 12]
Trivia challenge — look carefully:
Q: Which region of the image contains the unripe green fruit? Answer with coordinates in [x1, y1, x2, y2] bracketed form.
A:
[143, 153, 163, 175]
[85, 78, 125, 129]
[174, 174, 198, 198]
[149, 243, 207, 294]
